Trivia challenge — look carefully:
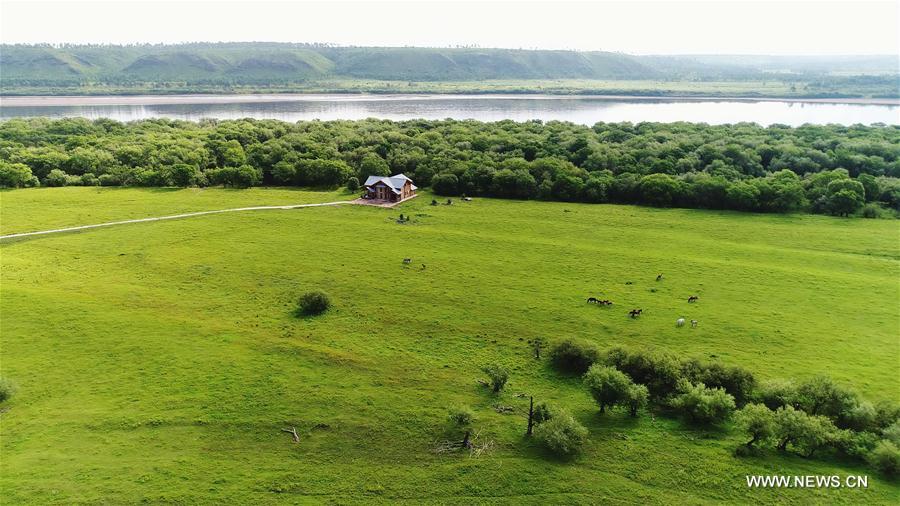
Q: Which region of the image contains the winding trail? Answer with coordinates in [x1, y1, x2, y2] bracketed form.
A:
[0, 200, 354, 241]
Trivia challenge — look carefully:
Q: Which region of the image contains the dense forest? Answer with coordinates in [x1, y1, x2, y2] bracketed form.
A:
[2, 43, 898, 98]
[1, 117, 898, 217]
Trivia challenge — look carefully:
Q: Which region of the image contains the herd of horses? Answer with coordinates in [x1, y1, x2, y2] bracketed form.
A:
[586, 273, 700, 326]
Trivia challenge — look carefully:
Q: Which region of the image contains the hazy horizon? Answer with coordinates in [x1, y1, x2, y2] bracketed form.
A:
[2, 40, 898, 59]
[1, 0, 898, 56]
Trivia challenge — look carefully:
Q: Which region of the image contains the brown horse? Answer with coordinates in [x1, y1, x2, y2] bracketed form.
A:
[688, 296, 699, 303]
[629, 309, 643, 318]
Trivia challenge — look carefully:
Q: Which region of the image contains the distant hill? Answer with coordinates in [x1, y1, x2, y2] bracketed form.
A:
[1, 43, 897, 94]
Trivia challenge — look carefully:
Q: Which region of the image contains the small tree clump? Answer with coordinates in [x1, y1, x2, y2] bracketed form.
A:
[346, 177, 360, 191]
[735, 403, 776, 448]
[583, 365, 632, 413]
[533, 410, 589, 457]
[448, 405, 476, 427]
[297, 291, 331, 316]
[670, 381, 736, 426]
[482, 364, 509, 393]
[548, 338, 600, 374]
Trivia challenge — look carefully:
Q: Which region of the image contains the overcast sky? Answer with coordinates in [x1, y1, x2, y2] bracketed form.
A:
[1, 0, 897, 55]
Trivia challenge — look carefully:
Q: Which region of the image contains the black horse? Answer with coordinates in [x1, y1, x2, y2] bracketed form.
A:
[629, 308, 643, 318]
[688, 296, 699, 303]
[587, 297, 599, 304]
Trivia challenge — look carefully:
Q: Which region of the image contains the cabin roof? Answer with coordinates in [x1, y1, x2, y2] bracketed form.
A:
[364, 174, 417, 194]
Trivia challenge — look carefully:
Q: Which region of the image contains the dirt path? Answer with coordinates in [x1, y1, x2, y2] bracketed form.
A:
[0, 201, 355, 241]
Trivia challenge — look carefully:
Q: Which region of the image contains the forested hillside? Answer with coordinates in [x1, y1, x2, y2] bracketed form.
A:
[2, 43, 897, 95]
[1, 117, 898, 217]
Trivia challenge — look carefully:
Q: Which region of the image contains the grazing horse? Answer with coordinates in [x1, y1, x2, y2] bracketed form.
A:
[403, 258, 412, 265]
[691, 320, 698, 328]
[600, 300, 614, 306]
[629, 309, 643, 318]
[587, 297, 599, 304]
[676, 318, 686, 327]
[656, 273, 664, 282]
[687, 295, 699, 303]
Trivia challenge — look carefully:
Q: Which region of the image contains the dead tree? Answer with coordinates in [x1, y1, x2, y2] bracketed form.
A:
[526, 396, 535, 437]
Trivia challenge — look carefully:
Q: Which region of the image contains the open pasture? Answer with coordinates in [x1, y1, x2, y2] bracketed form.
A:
[1, 188, 898, 504]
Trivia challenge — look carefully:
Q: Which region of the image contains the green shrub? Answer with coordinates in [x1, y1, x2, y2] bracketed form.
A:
[861, 203, 881, 218]
[533, 410, 589, 457]
[532, 402, 556, 425]
[297, 291, 331, 316]
[868, 440, 900, 478]
[98, 174, 122, 186]
[80, 173, 100, 186]
[548, 338, 599, 374]
[447, 405, 475, 426]
[346, 177, 360, 191]
[670, 381, 736, 425]
[0, 378, 16, 403]
[481, 364, 509, 393]
[44, 168, 70, 187]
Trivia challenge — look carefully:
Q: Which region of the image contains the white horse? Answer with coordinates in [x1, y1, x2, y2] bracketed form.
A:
[676, 318, 686, 327]
[691, 320, 698, 328]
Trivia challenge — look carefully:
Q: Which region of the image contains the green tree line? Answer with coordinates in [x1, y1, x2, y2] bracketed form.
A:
[1, 117, 898, 217]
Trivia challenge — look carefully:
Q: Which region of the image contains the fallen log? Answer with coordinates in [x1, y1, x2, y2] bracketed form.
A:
[281, 427, 300, 443]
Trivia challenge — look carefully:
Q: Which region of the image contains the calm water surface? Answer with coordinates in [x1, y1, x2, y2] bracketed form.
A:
[2, 94, 898, 126]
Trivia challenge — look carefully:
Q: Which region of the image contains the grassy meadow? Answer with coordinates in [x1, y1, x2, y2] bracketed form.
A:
[1, 188, 899, 504]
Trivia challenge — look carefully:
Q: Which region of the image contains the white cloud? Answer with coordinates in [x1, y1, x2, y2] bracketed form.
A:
[1, 0, 897, 55]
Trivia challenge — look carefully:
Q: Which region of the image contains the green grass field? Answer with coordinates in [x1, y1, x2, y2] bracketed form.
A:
[1, 188, 898, 504]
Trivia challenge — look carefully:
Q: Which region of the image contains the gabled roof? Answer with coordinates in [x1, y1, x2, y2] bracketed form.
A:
[364, 174, 417, 194]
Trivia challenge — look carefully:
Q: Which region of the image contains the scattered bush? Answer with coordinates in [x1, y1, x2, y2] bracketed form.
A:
[548, 338, 599, 374]
[297, 291, 331, 316]
[670, 381, 736, 425]
[0, 378, 15, 403]
[447, 405, 475, 426]
[346, 177, 360, 191]
[533, 410, 589, 457]
[481, 364, 509, 393]
[583, 365, 633, 414]
[868, 440, 900, 478]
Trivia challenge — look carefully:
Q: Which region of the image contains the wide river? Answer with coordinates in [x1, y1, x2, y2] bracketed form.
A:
[1, 94, 898, 126]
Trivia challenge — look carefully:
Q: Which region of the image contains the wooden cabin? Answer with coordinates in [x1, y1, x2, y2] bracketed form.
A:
[363, 174, 417, 202]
